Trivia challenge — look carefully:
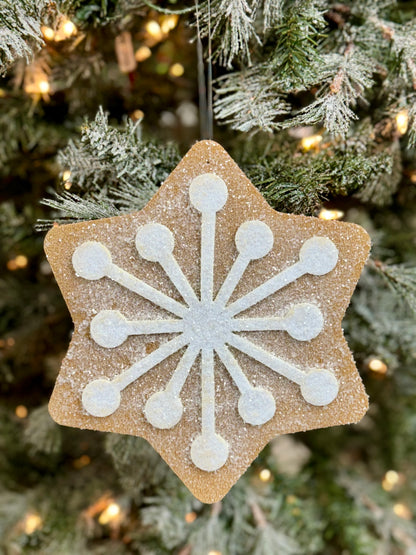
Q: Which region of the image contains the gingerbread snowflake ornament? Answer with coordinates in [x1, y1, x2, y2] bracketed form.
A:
[45, 140, 370, 503]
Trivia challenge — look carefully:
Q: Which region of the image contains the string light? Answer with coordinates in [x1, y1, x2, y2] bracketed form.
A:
[6, 337, 15, 346]
[393, 503, 412, 520]
[301, 134, 322, 151]
[160, 14, 179, 33]
[62, 18, 77, 38]
[395, 109, 409, 135]
[7, 255, 28, 270]
[15, 405, 28, 419]
[23, 513, 43, 534]
[62, 170, 71, 182]
[73, 454, 91, 469]
[185, 511, 197, 523]
[135, 46, 152, 62]
[98, 502, 121, 525]
[169, 63, 185, 77]
[132, 109, 144, 121]
[208, 551, 222, 555]
[259, 468, 272, 482]
[319, 208, 344, 221]
[368, 358, 388, 375]
[41, 26, 55, 40]
[410, 172, 416, 184]
[145, 21, 163, 42]
[382, 470, 401, 491]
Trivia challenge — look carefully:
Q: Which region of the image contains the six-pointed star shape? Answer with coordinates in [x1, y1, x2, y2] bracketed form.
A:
[45, 140, 370, 503]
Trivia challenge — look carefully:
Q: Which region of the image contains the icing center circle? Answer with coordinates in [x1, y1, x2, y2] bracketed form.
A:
[182, 302, 232, 349]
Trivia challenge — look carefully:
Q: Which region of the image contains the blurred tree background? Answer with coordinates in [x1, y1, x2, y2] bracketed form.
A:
[1, 0, 416, 553]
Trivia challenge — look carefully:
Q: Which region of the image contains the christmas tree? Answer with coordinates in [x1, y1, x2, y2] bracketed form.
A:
[1, 1, 416, 553]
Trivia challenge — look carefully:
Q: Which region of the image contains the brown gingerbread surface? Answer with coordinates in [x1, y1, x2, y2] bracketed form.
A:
[45, 140, 370, 503]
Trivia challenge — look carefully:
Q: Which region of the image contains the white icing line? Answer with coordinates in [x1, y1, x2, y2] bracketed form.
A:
[189, 174, 228, 302]
[190, 347, 229, 472]
[215, 344, 252, 394]
[200, 347, 216, 435]
[226, 262, 305, 316]
[90, 310, 184, 348]
[159, 254, 199, 307]
[228, 333, 306, 385]
[200, 210, 216, 302]
[165, 344, 200, 396]
[216, 344, 276, 427]
[136, 223, 198, 307]
[227, 236, 338, 317]
[232, 303, 324, 341]
[215, 221, 274, 307]
[106, 263, 187, 318]
[215, 254, 250, 307]
[111, 334, 189, 391]
[144, 346, 199, 430]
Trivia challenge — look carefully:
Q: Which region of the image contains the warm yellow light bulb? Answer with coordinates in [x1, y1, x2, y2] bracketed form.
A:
[396, 109, 409, 135]
[146, 20, 163, 41]
[135, 46, 152, 62]
[98, 502, 121, 524]
[368, 358, 388, 374]
[73, 454, 91, 469]
[169, 63, 185, 77]
[160, 14, 179, 33]
[15, 405, 28, 418]
[41, 26, 55, 40]
[259, 468, 272, 482]
[15, 254, 28, 268]
[185, 511, 197, 523]
[301, 135, 322, 150]
[382, 469, 401, 491]
[318, 208, 344, 221]
[23, 513, 43, 534]
[62, 19, 76, 38]
[62, 170, 71, 182]
[393, 503, 412, 520]
[38, 80, 50, 94]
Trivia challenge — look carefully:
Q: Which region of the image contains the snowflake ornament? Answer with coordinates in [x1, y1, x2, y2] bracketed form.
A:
[45, 141, 370, 503]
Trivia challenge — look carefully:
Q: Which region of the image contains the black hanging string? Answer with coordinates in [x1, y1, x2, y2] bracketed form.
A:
[194, 0, 213, 139]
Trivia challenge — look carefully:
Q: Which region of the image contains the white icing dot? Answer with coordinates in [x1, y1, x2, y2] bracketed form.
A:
[82, 379, 120, 417]
[136, 223, 174, 262]
[300, 370, 339, 406]
[72, 242, 112, 280]
[90, 310, 129, 348]
[299, 236, 338, 275]
[190, 433, 229, 472]
[238, 387, 276, 425]
[189, 173, 228, 212]
[285, 303, 324, 341]
[235, 221, 274, 260]
[144, 390, 183, 429]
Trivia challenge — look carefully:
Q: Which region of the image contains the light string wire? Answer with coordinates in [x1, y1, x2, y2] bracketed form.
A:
[195, 0, 208, 138]
[206, 0, 213, 139]
[194, 0, 213, 139]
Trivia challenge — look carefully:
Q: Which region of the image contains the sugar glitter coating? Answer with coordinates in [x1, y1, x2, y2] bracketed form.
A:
[73, 173, 340, 472]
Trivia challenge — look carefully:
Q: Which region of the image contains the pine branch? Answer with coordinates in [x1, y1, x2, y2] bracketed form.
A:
[214, 66, 290, 132]
[373, 260, 416, 313]
[271, 0, 327, 91]
[39, 108, 180, 226]
[283, 47, 375, 137]
[261, 0, 283, 30]
[0, 0, 51, 75]
[198, 0, 259, 67]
